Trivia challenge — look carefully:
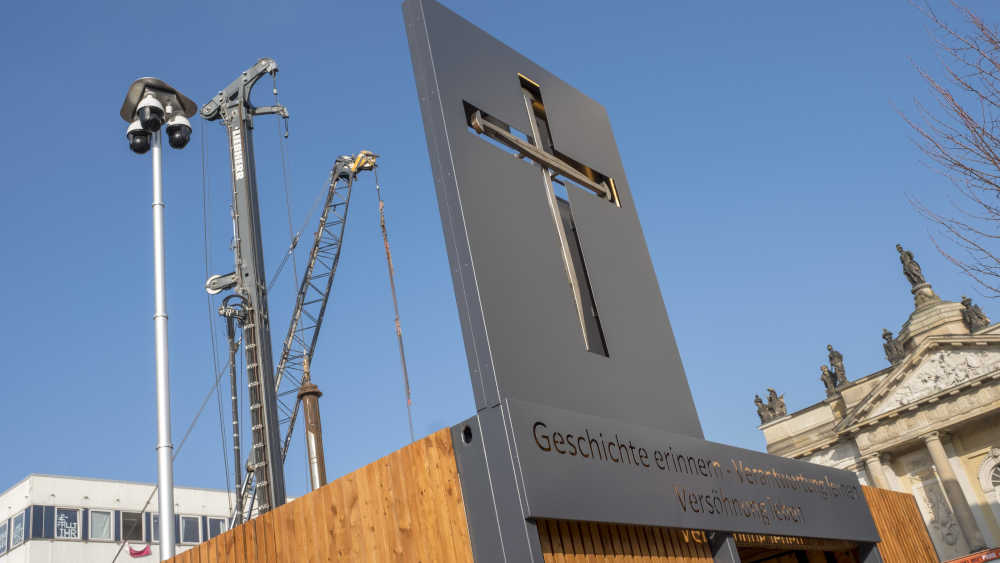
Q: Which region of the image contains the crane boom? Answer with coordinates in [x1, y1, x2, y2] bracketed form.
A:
[274, 152, 377, 459]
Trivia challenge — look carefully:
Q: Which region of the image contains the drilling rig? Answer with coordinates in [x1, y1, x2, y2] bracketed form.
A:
[202, 58, 381, 522]
[202, 58, 288, 516]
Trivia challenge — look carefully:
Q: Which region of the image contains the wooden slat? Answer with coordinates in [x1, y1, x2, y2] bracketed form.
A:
[539, 521, 714, 563]
[388, 446, 417, 563]
[327, 469, 351, 561]
[275, 499, 296, 562]
[258, 510, 276, 563]
[399, 443, 430, 563]
[238, 511, 255, 563]
[218, 526, 235, 563]
[302, 475, 328, 563]
[250, 513, 264, 563]
[862, 486, 937, 563]
[199, 538, 214, 563]
[588, 522, 606, 559]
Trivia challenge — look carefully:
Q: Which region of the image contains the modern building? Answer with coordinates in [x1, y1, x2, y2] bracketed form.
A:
[0, 474, 234, 562]
[759, 246, 1000, 561]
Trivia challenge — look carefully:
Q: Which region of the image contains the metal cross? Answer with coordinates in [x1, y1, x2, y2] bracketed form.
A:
[466, 75, 618, 355]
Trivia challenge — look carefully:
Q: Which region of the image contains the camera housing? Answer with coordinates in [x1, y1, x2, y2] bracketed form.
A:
[126, 120, 151, 154]
[121, 78, 197, 155]
[137, 96, 165, 132]
[165, 115, 192, 149]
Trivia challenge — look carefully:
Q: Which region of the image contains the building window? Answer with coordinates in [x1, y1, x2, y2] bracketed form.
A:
[208, 517, 227, 539]
[55, 508, 80, 540]
[0, 520, 8, 554]
[180, 516, 200, 544]
[151, 514, 160, 543]
[11, 513, 24, 548]
[121, 511, 143, 542]
[978, 447, 1000, 493]
[90, 510, 112, 541]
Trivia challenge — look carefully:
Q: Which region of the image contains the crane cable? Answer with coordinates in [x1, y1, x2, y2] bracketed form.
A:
[374, 168, 416, 443]
[201, 119, 234, 513]
[273, 72, 300, 290]
[109, 347, 238, 563]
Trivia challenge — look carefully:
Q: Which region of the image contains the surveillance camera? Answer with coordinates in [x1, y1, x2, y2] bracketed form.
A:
[137, 95, 165, 132]
[126, 120, 151, 154]
[165, 114, 192, 149]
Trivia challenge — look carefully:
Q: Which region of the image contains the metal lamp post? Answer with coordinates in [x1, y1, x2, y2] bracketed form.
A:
[120, 78, 197, 561]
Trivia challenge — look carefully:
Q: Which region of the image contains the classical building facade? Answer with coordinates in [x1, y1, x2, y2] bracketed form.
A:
[760, 246, 1000, 561]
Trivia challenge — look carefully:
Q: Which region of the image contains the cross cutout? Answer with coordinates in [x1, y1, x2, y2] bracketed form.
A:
[465, 75, 617, 356]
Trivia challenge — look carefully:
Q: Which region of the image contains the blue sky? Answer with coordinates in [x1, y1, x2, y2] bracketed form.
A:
[2, 0, 999, 499]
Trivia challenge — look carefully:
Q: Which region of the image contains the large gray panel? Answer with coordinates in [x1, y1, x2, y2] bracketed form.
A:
[404, 0, 702, 439]
[506, 399, 881, 543]
[405, 2, 884, 561]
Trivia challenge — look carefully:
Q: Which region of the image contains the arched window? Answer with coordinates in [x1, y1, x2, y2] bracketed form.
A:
[977, 447, 1000, 530]
[978, 448, 1000, 493]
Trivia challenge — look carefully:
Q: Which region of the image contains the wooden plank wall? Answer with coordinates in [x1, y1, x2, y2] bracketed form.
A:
[537, 519, 713, 562]
[161, 433, 937, 563]
[862, 486, 938, 563]
[165, 428, 473, 563]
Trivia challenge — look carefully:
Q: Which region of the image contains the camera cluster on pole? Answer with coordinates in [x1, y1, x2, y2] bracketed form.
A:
[119, 77, 196, 562]
[121, 78, 197, 153]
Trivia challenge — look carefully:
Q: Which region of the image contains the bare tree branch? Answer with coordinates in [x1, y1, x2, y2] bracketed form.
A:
[907, 1, 1000, 296]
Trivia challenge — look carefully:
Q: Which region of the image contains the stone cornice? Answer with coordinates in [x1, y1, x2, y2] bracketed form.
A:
[836, 335, 1000, 432]
[852, 380, 1000, 455]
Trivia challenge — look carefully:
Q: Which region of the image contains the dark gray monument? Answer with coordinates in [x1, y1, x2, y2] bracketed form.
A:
[404, 1, 882, 561]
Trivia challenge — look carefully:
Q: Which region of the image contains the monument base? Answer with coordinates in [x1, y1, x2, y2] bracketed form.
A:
[165, 429, 937, 563]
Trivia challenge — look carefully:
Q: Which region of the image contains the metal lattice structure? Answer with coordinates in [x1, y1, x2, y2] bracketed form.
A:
[274, 152, 376, 458]
[229, 152, 377, 521]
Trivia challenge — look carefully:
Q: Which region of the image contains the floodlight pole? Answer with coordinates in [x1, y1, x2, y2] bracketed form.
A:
[150, 128, 176, 561]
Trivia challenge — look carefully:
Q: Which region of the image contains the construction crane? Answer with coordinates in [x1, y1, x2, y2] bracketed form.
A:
[202, 58, 289, 516]
[273, 151, 377, 462]
[203, 58, 405, 524]
[228, 151, 378, 522]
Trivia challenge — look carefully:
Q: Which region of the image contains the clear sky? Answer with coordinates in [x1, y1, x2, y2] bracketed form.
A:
[2, 0, 999, 501]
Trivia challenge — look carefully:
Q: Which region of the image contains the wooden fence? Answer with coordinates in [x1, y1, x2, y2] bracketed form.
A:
[165, 430, 938, 562]
[166, 428, 472, 562]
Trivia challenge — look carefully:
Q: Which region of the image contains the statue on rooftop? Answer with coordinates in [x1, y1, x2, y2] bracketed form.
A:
[821, 365, 838, 397]
[882, 329, 905, 365]
[827, 344, 847, 385]
[897, 244, 926, 287]
[767, 388, 787, 418]
[754, 394, 770, 424]
[961, 296, 991, 332]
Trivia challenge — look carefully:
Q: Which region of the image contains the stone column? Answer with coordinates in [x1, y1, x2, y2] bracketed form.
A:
[864, 454, 890, 489]
[924, 431, 987, 551]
